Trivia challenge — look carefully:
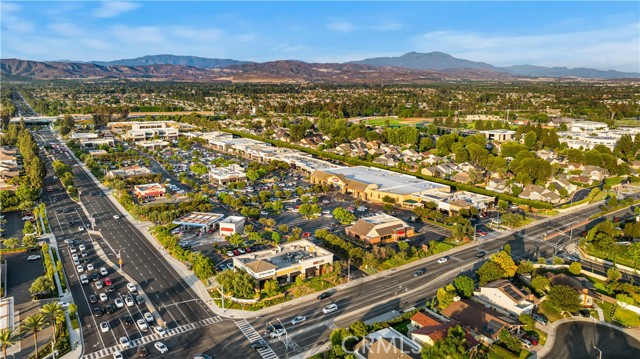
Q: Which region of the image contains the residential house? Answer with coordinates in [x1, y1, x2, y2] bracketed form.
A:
[551, 178, 578, 194]
[473, 280, 535, 317]
[409, 311, 480, 352]
[451, 172, 472, 184]
[545, 273, 602, 308]
[435, 163, 457, 177]
[536, 149, 557, 161]
[440, 299, 522, 344]
[421, 167, 438, 177]
[519, 184, 562, 204]
[401, 149, 423, 162]
[458, 162, 483, 173]
[353, 327, 422, 359]
[582, 165, 608, 182]
[486, 178, 509, 193]
[373, 154, 398, 167]
[366, 140, 383, 150]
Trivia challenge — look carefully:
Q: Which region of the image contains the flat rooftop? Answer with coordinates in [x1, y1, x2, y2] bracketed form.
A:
[220, 216, 245, 224]
[323, 166, 449, 195]
[173, 212, 224, 227]
[235, 239, 332, 271]
[360, 213, 404, 225]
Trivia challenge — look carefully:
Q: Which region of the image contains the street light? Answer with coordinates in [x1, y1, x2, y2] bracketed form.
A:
[593, 346, 602, 359]
[116, 249, 124, 272]
[276, 318, 290, 359]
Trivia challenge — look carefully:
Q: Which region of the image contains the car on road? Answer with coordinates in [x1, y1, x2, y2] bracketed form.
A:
[76, 264, 84, 273]
[154, 326, 166, 336]
[137, 319, 149, 331]
[154, 342, 168, 354]
[93, 307, 104, 317]
[290, 315, 306, 325]
[125, 296, 134, 307]
[100, 267, 108, 276]
[27, 255, 42, 261]
[437, 257, 448, 264]
[302, 232, 311, 237]
[323, 304, 338, 314]
[99, 293, 108, 302]
[119, 336, 132, 349]
[250, 340, 268, 350]
[95, 281, 103, 290]
[144, 312, 154, 323]
[113, 215, 120, 219]
[270, 328, 286, 338]
[414, 268, 426, 277]
[137, 345, 148, 357]
[100, 321, 110, 333]
[89, 295, 98, 304]
[78, 226, 84, 231]
[317, 291, 332, 300]
[87, 263, 94, 271]
[475, 251, 486, 258]
[115, 298, 124, 308]
[194, 354, 213, 359]
[126, 282, 137, 292]
[113, 350, 123, 359]
[104, 278, 113, 286]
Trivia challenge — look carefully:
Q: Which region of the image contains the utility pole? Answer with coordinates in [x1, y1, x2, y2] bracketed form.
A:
[277, 318, 289, 359]
[347, 258, 351, 282]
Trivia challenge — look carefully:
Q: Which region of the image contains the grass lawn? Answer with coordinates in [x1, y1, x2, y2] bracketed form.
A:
[428, 241, 454, 255]
[538, 300, 567, 323]
[362, 118, 402, 126]
[598, 301, 640, 327]
[392, 320, 411, 335]
[489, 344, 532, 359]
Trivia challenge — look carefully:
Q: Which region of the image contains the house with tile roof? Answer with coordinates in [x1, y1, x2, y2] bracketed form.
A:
[440, 299, 522, 344]
[346, 213, 415, 245]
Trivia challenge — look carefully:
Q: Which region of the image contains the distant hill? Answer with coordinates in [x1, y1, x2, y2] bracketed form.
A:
[91, 54, 250, 68]
[353, 51, 639, 79]
[351, 51, 498, 71]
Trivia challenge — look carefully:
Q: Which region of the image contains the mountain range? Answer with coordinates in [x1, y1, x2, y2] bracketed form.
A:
[1, 52, 638, 83]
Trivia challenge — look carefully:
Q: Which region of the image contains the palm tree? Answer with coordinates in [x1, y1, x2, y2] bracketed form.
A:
[40, 302, 65, 344]
[22, 314, 46, 359]
[0, 328, 20, 359]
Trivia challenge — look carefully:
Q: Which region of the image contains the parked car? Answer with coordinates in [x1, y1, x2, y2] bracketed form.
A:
[87, 263, 95, 271]
[144, 312, 154, 323]
[125, 296, 134, 307]
[532, 314, 548, 325]
[317, 291, 332, 300]
[135, 295, 145, 305]
[154, 326, 166, 336]
[115, 298, 124, 308]
[99, 293, 108, 302]
[123, 316, 134, 326]
[105, 304, 116, 314]
[127, 282, 137, 292]
[100, 267, 108, 276]
[104, 278, 113, 286]
[519, 338, 532, 348]
[89, 295, 98, 304]
[119, 336, 132, 349]
[95, 281, 103, 290]
[137, 319, 149, 332]
[100, 321, 110, 333]
[93, 307, 103, 317]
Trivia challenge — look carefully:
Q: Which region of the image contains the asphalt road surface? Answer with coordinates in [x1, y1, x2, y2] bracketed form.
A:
[545, 321, 640, 359]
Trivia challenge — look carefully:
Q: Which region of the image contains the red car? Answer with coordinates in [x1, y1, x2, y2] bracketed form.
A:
[476, 230, 488, 236]
[104, 278, 113, 286]
[523, 335, 538, 346]
[244, 247, 252, 253]
[302, 232, 311, 237]
[233, 250, 240, 256]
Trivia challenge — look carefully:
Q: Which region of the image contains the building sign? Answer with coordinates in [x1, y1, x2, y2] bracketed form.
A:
[313, 260, 325, 265]
[331, 177, 339, 183]
[397, 230, 405, 235]
[220, 227, 233, 232]
[256, 269, 276, 279]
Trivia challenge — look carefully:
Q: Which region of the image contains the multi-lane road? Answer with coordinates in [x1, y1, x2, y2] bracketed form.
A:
[34, 125, 640, 359]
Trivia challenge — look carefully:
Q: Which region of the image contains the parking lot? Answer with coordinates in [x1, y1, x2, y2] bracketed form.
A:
[5, 251, 47, 304]
[1, 210, 26, 240]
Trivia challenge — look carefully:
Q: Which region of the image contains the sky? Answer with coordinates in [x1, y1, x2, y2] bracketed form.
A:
[1, 1, 639, 72]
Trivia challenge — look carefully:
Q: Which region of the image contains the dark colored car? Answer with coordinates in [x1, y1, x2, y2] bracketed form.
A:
[91, 272, 101, 282]
[106, 286, 116, 293]
[137, 345, 148, 357]
[264, 323, 284, 335]
[27, 246, 40, 252]
[579, 309, 590, 318]
[105, 304, 116, 314]
[92, 307, 103, 317]
[532, 314, 548, 325]
[135, 295, 145, 305]
[89, 295, 98, 304]
[414, 268, 426, 277]
[123, 315, 134, 325]
[475, 251, 487, 258]
[251, 340, 268, 350]
[317, 292, 332, 300]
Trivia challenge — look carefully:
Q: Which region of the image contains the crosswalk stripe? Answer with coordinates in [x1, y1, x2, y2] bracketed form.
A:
[234, 319, 279, 359]
[81, 316, 223, 359]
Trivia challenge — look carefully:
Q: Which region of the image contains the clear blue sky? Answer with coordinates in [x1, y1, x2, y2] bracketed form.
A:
[2, 1, 639, 71]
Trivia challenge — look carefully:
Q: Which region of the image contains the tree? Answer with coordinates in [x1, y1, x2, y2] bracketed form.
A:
[568, 262, 582, 275]
[190, 163, 208, 176]
[490, 251, 517, 278]
[437, 284, 457, 309]
[272, 200, 284, 213]
[23, 235, 38, 248]
[271, 231, 282, 243]
[516, 260, 533, 274]
[453, 275, 475, 298]
[262, 280, 280, 297]
[226, 233, 244, 247]
[421, 325, 470, 359]
[382, 203, 393, 213]
[498, 329, 522, 352]
[2, 237, 19, 249]
[0, 328, 19, 359]
[547, 285, 581, 313]
[477, 261, 504, 285]
[216, 270, 255, 299]
[519, 314, 536, 331]
[29, 276, 53, 297]
[333, 207, 356, 224]
[41, 301, 65, 344]
[22, 313, 47, 359]
[524, 131, 538, 149]
[607, 267, 622, 282]
[531, 275, 550, 294]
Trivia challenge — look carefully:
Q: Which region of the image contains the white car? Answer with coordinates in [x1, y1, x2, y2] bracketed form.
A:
[27, 255, 42, 261]
[78, 244, 86, 251]
[72, 253, 79, 261]
[99, 267, 108, 276]
[114, 298, 124, 308]
[99, 293, 108, 302]
[95, 281, 103, 290]
[78, 226, 84, 231]
[144, 312, 154, 323]
[437, 257, 448, 264]
[260, 211, 269, 216]
[226, 251, 234, 257]
[113, 350, 123, 359]
[154, 342, 168, 354]
[57, 301, 70, 309]
[113, 215, 120, 219]
[76, 265, 84, 273]
[87, 263, 94, 271]
[22, 215, 34, 221]
[100, 321, 110, 333]
[154, 326, 166, 336]
[270, 328, 285, 338]
[137, 319, 148, 332]
[125, 296, 134, 307]
[290, 315, 306, 325]
[322, 304, 338, 314]
[126, 283, 137, 293]
[119, 336, 132, 348]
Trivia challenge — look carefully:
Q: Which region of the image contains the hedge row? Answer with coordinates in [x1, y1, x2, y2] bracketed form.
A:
[223, 129, 553, 209]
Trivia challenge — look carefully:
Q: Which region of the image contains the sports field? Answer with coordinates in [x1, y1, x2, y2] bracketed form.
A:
[361, 117, 430, 126]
